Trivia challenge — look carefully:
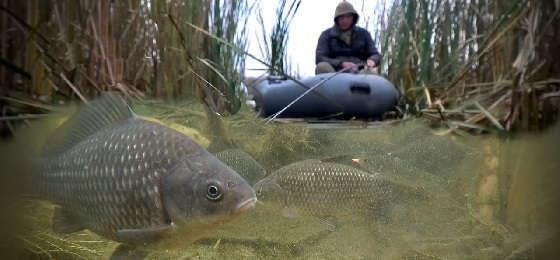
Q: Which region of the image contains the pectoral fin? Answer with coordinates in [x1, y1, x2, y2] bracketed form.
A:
[52, 207, 85, 234]
[110, 244, 147, 260]
[116, 224, 173, 245]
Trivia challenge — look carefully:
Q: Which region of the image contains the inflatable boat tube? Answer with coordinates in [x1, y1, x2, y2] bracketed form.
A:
[253, 73, 399, 119]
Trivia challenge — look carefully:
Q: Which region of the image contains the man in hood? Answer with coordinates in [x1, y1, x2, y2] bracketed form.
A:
[315, 1, 380, 74]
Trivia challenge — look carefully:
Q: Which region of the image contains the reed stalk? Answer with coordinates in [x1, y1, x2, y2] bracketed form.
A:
[376, 0, 559, 131]
[256, 0, 301, 76]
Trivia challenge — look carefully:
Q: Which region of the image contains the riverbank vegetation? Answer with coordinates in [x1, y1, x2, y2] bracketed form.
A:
[0, 0, 558, 136]
[374, 0, 559, 132]
[0, 1, 559, 259]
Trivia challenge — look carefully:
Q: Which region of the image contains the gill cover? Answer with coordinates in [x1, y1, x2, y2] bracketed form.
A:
[161, 152, 255, 226]
[253, 175, 287, 205]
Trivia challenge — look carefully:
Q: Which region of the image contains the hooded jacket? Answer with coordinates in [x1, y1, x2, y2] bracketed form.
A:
[315, 1, 380, 70]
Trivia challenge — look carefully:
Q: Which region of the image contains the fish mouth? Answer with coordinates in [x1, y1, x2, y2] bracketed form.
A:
[232, 197, 257, 215]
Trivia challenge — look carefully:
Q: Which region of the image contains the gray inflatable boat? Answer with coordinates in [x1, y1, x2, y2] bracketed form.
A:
[253, 73, 399, 119]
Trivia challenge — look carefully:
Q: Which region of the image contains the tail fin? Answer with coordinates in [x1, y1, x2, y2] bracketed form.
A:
[0, 140, 31, 259]
[1, 134, 39, 197]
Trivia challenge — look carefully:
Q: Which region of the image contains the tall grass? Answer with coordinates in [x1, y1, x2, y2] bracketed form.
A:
[0, 0, 259, 117]
[0, 0, 208, 100]
[256, 0, 301, 76]
[374, 0, 560, 131]
[2, 0, 557, 131]
[205, 0, 253, 114]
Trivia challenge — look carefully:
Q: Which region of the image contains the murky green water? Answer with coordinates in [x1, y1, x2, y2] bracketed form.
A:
[4, 99, 559, 259]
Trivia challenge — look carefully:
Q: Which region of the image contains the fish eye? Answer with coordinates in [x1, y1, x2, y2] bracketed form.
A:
[206, 184, 222, 201]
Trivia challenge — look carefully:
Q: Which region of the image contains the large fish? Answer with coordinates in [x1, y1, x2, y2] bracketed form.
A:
[253, 160, 422, 222]
[28, 93, 256, 258]
[215, 148, 267, 185]
[391, 135, 466, 176]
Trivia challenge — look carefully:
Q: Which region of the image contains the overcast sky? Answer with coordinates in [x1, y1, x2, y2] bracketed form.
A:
[245, 0, 380, 78]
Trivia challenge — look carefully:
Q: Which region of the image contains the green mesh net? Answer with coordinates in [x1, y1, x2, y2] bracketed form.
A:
[11, 100, 559, 259]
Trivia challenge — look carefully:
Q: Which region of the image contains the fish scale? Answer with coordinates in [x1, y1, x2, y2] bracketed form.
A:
[254, 160, 414, 218]
[215, 148, 267, 185]
[33, 120, 186, 240]
[27, 93, 256, 258]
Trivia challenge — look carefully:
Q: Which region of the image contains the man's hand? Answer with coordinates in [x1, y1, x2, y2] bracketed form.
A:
[341, 61, 357, 70]
[366, 59, 376, 68]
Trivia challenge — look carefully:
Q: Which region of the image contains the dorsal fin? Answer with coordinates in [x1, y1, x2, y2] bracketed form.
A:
[43, 92, 136, 154]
